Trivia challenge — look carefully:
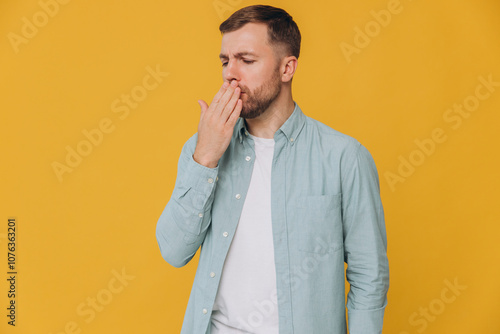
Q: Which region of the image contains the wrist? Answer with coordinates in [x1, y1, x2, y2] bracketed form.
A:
[192, 153, 218, 168]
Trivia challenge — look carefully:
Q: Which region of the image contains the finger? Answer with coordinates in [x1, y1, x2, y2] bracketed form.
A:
[221, 86, 241, 118]
[198, 100, 208, 114]
[211, 81, 230, 105]
[226, 99, 242, 125]
[198, 99, 208, 114]
[217, 81, 238, 112]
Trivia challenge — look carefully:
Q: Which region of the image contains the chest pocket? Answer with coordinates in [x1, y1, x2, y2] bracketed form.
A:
[290, 194, 343, 254]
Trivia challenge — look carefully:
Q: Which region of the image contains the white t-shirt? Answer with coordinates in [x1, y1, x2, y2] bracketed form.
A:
[210, 133, 279, 334]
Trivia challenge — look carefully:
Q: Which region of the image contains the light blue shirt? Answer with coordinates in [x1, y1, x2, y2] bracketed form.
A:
[156, 102, 389, 334]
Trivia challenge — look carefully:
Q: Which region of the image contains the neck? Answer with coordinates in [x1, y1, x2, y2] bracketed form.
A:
[244, 91, 295, 139]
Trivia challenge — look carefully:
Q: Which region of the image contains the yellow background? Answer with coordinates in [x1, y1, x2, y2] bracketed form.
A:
[1, 0, 499, 333]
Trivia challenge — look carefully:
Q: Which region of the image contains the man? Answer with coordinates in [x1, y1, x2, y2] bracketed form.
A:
[156, 5, 389, 334]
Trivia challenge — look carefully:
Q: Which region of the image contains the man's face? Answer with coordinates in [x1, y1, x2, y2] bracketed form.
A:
[220, 22, 283, 119]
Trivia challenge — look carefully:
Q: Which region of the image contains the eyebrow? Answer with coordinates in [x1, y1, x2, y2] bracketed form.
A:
[219, 51, 259, 60]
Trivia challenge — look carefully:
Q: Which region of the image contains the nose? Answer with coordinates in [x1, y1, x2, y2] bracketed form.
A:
[223, 59, 240, 83]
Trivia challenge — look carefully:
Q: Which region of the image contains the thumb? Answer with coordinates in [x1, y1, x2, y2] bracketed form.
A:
[198, 99, 208, 114]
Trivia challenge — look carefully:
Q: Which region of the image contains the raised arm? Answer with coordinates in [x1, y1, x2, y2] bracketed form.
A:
[155, 134, 220, 267]
[155, 80, 242, 267]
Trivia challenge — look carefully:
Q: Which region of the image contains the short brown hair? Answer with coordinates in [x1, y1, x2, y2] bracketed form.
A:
[219, 5, 301, 60]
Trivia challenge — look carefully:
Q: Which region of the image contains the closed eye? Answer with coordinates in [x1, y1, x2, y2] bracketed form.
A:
[221, 60, 255, 67]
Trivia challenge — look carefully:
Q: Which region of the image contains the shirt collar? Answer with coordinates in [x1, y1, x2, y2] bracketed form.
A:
[237, 101, 306, 145]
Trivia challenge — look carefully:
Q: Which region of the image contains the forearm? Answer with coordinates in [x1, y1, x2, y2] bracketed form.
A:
[155, 134, 219, 267]
[156, 193, 215, 267]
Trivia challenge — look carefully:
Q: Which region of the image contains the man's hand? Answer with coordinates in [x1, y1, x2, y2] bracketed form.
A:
[193, 80, 242, 168]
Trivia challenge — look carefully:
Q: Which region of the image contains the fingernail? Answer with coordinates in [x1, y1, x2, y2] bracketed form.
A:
[231, 80, 237, 87]
[223, 82, 229, 88]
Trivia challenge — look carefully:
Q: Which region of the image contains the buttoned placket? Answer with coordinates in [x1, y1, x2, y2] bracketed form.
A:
[201, 132, 256, 323]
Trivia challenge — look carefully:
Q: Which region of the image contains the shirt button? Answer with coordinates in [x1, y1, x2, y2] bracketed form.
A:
[245, 156, 251, 161]
[210, 272, 216, 278]
[235, 194, 241, 199]
[245, 131, 249, 136]
[290, 137, 294, 142]
[208, 178, 214, 183]
[222, 232, 228, 237]
[198, 213, 203, 218]
[216, 176, 218, 181]
[202, 308, 208, 314]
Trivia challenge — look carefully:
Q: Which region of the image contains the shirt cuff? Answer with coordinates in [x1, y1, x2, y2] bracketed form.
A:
[347, 300, 387, 334]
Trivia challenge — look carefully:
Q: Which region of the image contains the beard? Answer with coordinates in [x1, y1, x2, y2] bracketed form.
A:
[239, 65, 282, 119]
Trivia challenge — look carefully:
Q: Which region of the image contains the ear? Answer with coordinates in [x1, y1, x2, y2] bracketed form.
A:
[280, 55, 298, 83]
